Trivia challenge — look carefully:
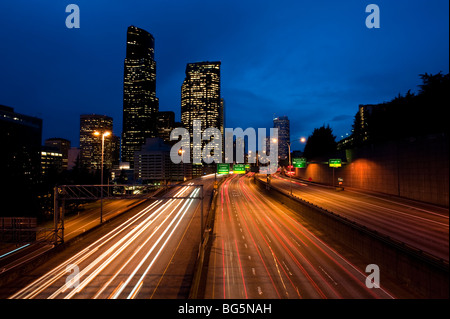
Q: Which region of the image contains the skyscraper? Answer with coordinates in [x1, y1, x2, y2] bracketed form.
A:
[0, 105, 42, 217]
[44, 138, 71, 170]
[273, 115, 290, 161]
[122, 25, 159, 166]
[181, 61, 223, 164]
[0, 105, 42, 184]
[79, 114, 115, 171]
[156, 111, 175, 143]
[40, 146, 63, 176]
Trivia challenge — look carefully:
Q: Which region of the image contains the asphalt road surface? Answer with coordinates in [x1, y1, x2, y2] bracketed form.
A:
[269, 173, 449, 262]
[202, 174, 415, 299]
[4, 175, 219, 299]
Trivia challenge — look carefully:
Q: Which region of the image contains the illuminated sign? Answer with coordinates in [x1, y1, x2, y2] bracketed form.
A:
[329, 159, 342, 168]
[292, 158, 306, 168]
[217, 163, 230, 174]
[233, 164, 246, 174]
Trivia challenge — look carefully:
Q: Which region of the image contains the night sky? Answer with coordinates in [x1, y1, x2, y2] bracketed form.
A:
[0, 0, 448, 152]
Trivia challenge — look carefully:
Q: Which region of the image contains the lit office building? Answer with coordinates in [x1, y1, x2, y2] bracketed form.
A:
[273, 115, 290, 161]
[44, 138, 71, 170]
[40, 147, 63, 176]
[0, 105, 42, 184]
[156, 111, 175, 143]
[122, 25, 159, 166]
[134, 138, 185, 182]
[181, 61, 224, 168]
[79, 114, 116, 171]
[0, 105, 42, 216]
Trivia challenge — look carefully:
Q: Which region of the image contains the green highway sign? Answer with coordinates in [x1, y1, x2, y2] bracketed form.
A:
[217, 163, 230, 174]
[245, 164, 250, 169]
[329, 159, 342, 168]
[292, 157, 307, 168]
[233, 164, 246, 174]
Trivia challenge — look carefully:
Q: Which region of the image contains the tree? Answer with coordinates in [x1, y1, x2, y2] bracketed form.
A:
[303, 125, 337, 160]
[347, 72, 449, 148]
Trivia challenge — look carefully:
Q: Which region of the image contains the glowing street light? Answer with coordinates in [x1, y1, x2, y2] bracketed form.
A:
[287, 137, 307, 195]
[93, 130, 111, 223]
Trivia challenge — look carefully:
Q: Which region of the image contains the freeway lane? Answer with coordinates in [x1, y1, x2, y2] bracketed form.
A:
[61, 198, 146, 242]
[0, 199, 145, 275]
[5, 183, 204, 299]
[203, 174, 409, 299]
[270, 174, 449, 262]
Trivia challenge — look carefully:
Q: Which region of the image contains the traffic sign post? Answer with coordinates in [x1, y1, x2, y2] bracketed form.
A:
[329, 159, 342, 190]
[217, 163, 230, 175]
[292, 158, 306, 168]
[328, 158, 342, 167]
[233, 164, 246, 174]
[329, 159, 342, 168]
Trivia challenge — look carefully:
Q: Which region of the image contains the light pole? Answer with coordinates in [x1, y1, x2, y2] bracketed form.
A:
[288, 142, 292, 195]
[287, 137, 306, 196]
[94, 130, 111, 223]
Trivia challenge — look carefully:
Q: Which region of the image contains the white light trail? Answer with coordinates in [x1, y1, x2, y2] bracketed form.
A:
[9, 185, 194, 299]
[112, 188, 200, 299]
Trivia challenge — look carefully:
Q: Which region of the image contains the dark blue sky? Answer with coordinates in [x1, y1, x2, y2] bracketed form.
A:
[0, 0, 448, 151]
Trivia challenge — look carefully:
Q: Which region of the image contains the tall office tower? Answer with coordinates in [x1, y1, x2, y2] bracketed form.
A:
[181, 61, 223, 164]
[156, 111, 175, 143]
[273, 115, 290, 161]
[0, 105, 43, 182]
[122, 25, 159, 166]
[79, 114, 114, 171]
[40, 146, 63, 176]
[44, 138, 71, 170]
[0, 105, 42, 216]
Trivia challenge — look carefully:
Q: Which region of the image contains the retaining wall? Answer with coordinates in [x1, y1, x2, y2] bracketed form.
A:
[296, 134, 449, 207]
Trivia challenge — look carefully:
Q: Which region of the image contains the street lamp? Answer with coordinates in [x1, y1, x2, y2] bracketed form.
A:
[287, 137, 306, 196]
[94, 130, 111, 223]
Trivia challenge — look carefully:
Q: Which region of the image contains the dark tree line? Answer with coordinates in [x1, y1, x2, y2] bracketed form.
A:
[300, 72, 449, 160]
[302, 124, 337, 160]
[350, 72, 449, 147]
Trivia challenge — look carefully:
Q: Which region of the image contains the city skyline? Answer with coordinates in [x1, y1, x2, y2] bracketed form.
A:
[0, 1, 447, 151]
[0, 1, 448, 304]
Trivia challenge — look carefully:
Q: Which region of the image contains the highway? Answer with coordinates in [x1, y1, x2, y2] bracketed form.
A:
[268, 173, 449, 262]
[202, 174, 408, 299]
[0, 199, 146, 274]
[61, 198, 146, 242]
[4, 175, 218, 299]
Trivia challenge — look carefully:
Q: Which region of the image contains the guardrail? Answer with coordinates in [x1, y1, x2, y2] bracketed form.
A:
[189, 176, 227, 299]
